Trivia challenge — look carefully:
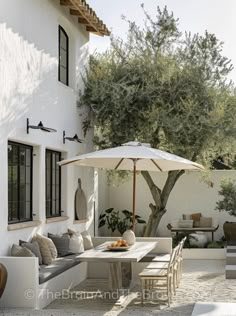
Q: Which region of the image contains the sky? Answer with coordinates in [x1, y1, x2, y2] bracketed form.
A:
[87, 0, 236, 83]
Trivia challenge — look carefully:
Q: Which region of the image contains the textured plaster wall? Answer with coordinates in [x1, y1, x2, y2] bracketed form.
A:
[0, 0, 95, 255]
[98, 170, 236, 240]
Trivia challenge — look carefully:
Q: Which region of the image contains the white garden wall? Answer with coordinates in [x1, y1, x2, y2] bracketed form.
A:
[0, 0, 95, 255]
[98, 170, 236, 240]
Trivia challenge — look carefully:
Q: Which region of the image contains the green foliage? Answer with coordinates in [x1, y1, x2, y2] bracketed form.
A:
[79, 5, 236, 236]
[215, 178, 236, 216]
[173, 233, 225, 248]
[98, 208, 146, 235]
[79, 5, 236, 166]
[172, 232, 196, 248]
[206, 241, 225, 248]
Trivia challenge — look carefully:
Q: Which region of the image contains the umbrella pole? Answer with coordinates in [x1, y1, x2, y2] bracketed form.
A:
[132, 159, 137, 231]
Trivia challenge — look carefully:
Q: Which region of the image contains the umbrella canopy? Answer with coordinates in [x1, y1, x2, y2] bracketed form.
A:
[58, 142, 205, 230]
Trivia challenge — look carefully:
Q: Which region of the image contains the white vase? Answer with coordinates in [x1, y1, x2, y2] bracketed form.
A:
[123, 229, 136, 245]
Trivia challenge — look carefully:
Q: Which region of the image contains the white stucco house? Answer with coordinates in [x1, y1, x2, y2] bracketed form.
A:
[0, 0, 109, 256]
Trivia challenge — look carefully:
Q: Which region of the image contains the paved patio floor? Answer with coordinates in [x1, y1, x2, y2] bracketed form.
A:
[1, 260, 236, 316]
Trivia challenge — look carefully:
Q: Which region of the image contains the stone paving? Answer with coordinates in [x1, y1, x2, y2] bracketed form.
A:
[1, 260, 236, 316]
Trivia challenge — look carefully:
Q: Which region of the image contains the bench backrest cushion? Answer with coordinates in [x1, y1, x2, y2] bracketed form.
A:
[32, 235, 57, 265]
[199, 217, 212, 227]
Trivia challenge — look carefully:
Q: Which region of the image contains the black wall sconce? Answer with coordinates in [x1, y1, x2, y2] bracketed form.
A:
[63, 130, 86, 144]
[27, 118, 57, 134]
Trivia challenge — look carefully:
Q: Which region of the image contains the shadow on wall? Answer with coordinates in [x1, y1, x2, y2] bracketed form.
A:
[0, 8, 89, 148]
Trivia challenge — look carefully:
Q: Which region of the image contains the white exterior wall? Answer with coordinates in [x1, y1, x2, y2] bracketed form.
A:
[0, 0, 95, 255]
[98, 170, 236, 240]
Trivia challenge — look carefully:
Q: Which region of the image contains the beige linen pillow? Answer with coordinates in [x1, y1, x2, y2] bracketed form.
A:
[199, 217, 212, 227]
[182, 214, 192, 220]
[11, 244, 35, 257]
[191, 213, 202, 228]
[178, 220, 193, 228]
[33, 234, 57, 265]
[67, 228, 78, 236]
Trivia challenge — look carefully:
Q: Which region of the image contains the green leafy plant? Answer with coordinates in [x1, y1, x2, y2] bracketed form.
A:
[215, 178, 236, 216]
[172, 232, 197, 248]
[98, 208, 146, 235]
[206, 241, 225, 248]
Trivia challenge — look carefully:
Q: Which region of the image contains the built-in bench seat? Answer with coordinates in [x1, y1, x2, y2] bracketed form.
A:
[39, 254, 81, 284]
[0, 236, 172, 309]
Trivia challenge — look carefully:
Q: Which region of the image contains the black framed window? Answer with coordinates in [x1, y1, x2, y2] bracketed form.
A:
[8, 141, 33, 224]
[46, 150, 61, 218]
[58, 25, 69, 86]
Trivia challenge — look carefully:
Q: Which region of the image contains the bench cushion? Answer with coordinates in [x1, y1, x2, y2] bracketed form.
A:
[39, 255, 80, 284]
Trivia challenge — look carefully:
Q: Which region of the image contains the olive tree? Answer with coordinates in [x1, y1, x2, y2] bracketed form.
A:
[79, 5, 236, 236]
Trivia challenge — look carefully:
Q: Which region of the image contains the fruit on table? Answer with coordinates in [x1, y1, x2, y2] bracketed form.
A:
[109, 239, 129, 248]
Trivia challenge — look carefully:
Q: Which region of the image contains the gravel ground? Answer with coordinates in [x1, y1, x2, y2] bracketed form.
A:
[1, 259, 236, 316]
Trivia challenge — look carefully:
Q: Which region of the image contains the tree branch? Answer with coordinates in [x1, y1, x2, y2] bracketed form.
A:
[161, 170, 185, 206]
[141, 171, 161, 208]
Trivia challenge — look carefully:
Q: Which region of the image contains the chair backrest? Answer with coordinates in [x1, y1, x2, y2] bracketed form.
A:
[168, 244, 179, 273]
[179, 236, 186, 256]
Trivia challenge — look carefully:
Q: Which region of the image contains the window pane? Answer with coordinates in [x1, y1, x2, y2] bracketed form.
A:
[56, 199, 60, 214]
[46, 201, 51, 217]
[11, 202, 18, 221]
[26, 149, 31, 167]
[25, 202, 31, 219]
[46, 150, 61, 218]
[20, 148, 25, 166]
[12, 183, 18, 202]
[26, 184, 31, 202]
[26, 167, 31, 185]
[59, 49, 67, 68]
[8, 142, 32, 224]
[59, 26, 69, 86]
[19, 201, 26, 220]
[20, 166, 26, 184]
[60, 30, 67, 49]
[59, 66, 67, 85]
[12, 145, 18, 164]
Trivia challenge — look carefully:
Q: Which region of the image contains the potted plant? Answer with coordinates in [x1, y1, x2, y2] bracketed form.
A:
[98, 208, 146, 236]
[215, 178, 236, 242]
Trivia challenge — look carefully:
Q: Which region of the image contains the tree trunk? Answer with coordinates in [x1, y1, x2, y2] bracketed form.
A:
[142, 170, 185, 237]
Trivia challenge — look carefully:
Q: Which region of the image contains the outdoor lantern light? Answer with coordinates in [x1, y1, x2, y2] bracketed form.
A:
[26, 118, 57, 134]
[63, 130, 86, 144]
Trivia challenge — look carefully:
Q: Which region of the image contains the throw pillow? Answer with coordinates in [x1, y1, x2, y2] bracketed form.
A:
[81, 231, 93, 250]
[178, 220, 193, 228]
[68, 233, 84, 253]
[19, 240, 42, 264]
[11, 244, 35, 257]
[32, 234, 57, 265]
[182, 214, 192, 220]
[191, 213, 202, 228]
[199, 217, 212, 227]
[67, 228, 78, 236]
[48, 233, 70, 257]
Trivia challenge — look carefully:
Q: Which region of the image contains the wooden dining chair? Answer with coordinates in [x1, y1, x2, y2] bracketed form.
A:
[175, 236, 186, 287]
[139, 245, 179, 306]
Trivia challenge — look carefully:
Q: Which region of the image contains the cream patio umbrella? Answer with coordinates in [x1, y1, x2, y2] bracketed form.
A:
[58, 141, 205, 231]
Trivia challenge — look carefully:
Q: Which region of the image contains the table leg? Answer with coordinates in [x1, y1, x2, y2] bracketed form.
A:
[108, 262, 122, 290]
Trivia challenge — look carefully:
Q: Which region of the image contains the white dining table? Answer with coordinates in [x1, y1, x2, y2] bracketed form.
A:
[78, 241, 157, 290]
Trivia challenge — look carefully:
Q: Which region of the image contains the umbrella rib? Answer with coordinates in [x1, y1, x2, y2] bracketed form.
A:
[59, 159, 81, 166]
[115, 158, 124, 170]
[191, 163, 205, 171]
[151, 159, 163, 171]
